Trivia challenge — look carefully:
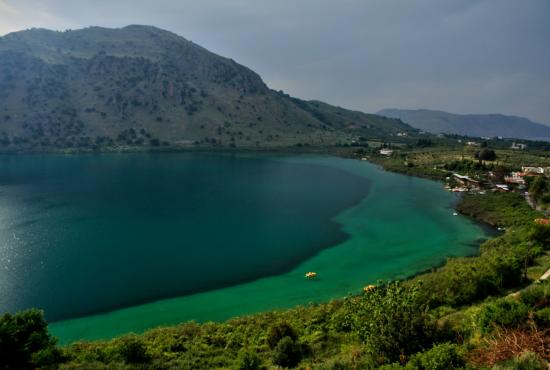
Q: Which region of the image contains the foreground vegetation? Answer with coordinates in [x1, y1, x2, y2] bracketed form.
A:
[2, 185, 549, 369]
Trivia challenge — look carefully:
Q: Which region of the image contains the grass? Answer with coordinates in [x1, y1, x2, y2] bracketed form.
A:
[528, 252, 550, 281]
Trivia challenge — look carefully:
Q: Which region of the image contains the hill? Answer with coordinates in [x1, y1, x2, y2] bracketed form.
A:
[378, 108, 550, 141]
[0, 25, 413, 151]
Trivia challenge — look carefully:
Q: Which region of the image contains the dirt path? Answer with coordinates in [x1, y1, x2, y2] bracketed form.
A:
[539, 268, 550, 281]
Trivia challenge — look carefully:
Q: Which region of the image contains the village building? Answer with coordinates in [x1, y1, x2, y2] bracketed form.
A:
[504, 172, 526, 185]
[495, 184, 510, 192]
[522, 166, 545, 175]
[511, 142, 528, 150]
[379, 148, 393, 156]
[452, 173, 480, 190]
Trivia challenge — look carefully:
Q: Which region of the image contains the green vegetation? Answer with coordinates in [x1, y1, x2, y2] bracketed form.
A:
[456, 192, 539, 227]
[527, 176, 550, 210]
[0, 309, 62, 369]
[1, 185, 548, 369]
[341, 282, 434, 362]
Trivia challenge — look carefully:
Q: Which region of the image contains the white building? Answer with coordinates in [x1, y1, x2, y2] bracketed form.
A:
[511, 142, 528, 150]
[379, 148, 393, 156]
[522, 166, 544, 175]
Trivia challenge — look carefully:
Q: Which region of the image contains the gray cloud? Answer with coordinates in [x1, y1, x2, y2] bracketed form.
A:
[1, 0, 549, 123]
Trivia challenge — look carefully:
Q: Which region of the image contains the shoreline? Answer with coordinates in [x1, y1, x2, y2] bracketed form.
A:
[45, 152, 489, 344]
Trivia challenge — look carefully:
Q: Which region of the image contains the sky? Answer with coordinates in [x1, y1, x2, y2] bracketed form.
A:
[1, 0, 549, 124]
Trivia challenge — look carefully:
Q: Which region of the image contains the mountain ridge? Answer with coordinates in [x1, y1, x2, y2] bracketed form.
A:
[0, 25, 413, 151]
[378, 108, 550, 141]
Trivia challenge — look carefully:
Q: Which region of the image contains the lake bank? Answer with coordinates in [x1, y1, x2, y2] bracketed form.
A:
[36, 154, 489, 344]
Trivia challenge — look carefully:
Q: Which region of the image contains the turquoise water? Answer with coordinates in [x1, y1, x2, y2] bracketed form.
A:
[0, 153, 487, 343]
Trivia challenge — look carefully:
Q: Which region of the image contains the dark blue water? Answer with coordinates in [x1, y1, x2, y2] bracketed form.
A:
[0, 152, 371, 321]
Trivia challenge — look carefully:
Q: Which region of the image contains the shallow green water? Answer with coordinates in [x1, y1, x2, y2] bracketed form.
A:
[0, 153, 487, 343]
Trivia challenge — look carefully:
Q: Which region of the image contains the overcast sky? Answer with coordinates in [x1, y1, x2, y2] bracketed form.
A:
[1, 0, 549, 124]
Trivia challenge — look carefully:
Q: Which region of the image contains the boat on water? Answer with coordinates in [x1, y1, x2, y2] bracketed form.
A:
[305, 272, 317, 279]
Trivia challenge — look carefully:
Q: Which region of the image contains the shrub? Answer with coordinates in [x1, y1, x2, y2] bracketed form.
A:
[344, 281, 434, 363]
[407, 343, 465, 370]
[467, 328, 549, 368]
[0, 309, 61, 369]
[477, 299, 529, 333]
[116, 336, 150, 364]
[528, 225, 550, 249]
[534, 307, 550, 327]
[378, 363, 404, 370]
[266, 321, 297, 349]
[272, 336, 302, 368]
[317, 358, 352, 370]
[520, 282, 549, 308]
[416, 241, 524, 308]
[235, 349, 261, 370]
[493, 351, 546, 370]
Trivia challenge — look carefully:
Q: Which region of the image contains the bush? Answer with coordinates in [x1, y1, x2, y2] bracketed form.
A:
[272, 336, 302, 368]
[528, 225, 550, 249]
[317, 358, 352, 370]
[477, 299, 529, 333]
[235, 349, 261, 370]
[493, 351, 546, 370]
[117, 336, 150, 364]
[534, 307, 550, 327]
[266, 321, 297, 349]
[0, 309, 61, 369]
[344, 281, 434, 363]
[407, 343, 465, 370]
[416, 242, 523, 308]
[520, 282, 549, 308]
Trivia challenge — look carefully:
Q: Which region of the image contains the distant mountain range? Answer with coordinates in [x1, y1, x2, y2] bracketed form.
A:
[377, 108, 550, 141]
[0, 25, 413, 151]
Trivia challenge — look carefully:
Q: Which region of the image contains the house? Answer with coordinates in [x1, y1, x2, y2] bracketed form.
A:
[511, 142, 528, 150]
[504, 172, 526, 184]
[466, 141, 479, 146]
[522, 166, 544, 175]
[379, 148, 393, 156]
[396, 132, 407, 137]
[495, 184, 510, 192]
[453, 173, 480, 190]
[453, 173, 479, 185]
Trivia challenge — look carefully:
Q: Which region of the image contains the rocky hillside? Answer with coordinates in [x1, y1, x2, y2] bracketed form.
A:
[0, 25, 413, 151]
[378, 108, 550, 141]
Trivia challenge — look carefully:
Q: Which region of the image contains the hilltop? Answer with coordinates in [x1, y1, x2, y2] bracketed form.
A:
[0, 25, 413, 151]
[378, 108, 550, 141]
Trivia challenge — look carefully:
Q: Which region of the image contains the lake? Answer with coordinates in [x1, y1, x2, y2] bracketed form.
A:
[0, 153, 487, 343]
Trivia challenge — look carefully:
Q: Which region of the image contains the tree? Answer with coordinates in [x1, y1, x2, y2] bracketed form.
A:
[492, 165, 509, 183]
[236, 349, 261, 370]
[266, 321, 297, 349]
[529, 177, 548, 202]
[475, 149, 497, 164]
[416, 139, 432, 148]
[117, 336, 150, 364]
[272, 336, 303, 368]
[529, 223, 550, 247]
[0, 309, 61, 369]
